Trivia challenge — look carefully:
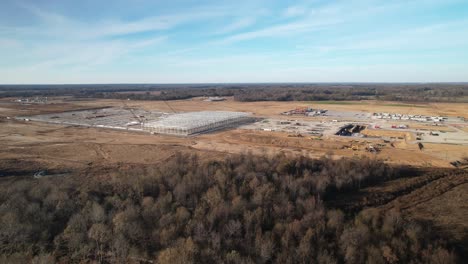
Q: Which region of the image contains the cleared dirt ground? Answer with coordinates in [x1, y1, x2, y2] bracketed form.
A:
[194, 129, 463, 167]
[0, 119, 213, 179]
[36, 97, 467, 119]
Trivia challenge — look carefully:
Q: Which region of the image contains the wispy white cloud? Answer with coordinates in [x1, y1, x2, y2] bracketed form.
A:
[283, 5, 308, 17]
[293, 18, 468, 57]
[0, 38, 21, 48]
[1, 0, 467, 83]
[214, 17, 257, 35]
[2, 1, 272, 72]
[216, 18, 340, 44]
[216, 1, 375, 44]
[14, 2, 227, 40]
[2, 1, 263, 71]
[84, 10, 225, 39]
[0, 2, 209, 73]
[216, 0, 462, 45]
[129, 36, 168, 49]
[17, 2, 69, 24]
[21, 36, 168, 71]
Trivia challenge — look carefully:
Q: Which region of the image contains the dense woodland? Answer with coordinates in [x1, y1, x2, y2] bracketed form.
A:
[1, 83, 467, 102]
[0, 153, 459, 263]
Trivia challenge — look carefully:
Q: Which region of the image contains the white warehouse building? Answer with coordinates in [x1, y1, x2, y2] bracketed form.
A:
[144, 111, 252, 136]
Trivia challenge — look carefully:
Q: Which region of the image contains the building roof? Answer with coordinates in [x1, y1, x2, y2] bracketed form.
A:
[144, 111, 250, 130]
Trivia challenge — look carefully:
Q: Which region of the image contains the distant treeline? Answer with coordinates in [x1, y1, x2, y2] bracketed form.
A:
[1, 83, 467, 102]
[0, 153, 460, 263]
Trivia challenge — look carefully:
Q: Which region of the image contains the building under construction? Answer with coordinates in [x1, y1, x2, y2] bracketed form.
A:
[21, 108, 164, 130]
[144, 111, 252, 136]
[281, 106, 327, 116]
[20, 108, 252, 136]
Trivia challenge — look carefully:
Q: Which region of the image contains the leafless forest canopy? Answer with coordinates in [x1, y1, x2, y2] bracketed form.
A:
[1, 83, 468, 102]
[0, 153, 460, 263]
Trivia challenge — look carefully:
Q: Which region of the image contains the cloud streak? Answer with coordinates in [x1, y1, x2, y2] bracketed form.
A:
[1, 0, 467, 83]
[216, 18, 340, 44]
[15, 3, 227, 40]
[283, 5, 308, 17]
[214, 17, 257, 35]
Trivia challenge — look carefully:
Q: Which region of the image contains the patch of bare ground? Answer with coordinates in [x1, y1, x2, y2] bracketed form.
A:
[328, 169, 460, 210]
[377, 171, 468, 211]
[404, 183, 468, 256]
[0, 119, 218, 180]
[48, 97, 468, 118]
[380, 171, 468, 257]
[194, 129, 456, 167]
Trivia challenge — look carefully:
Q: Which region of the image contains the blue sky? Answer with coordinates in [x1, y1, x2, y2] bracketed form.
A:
[1, 0, 468, 84]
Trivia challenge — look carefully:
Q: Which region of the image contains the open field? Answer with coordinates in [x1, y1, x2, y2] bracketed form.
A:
[22, 96, 464, 119]
[0, 120, 196, 175]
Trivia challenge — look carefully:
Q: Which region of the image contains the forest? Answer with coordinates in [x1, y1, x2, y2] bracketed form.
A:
[0, 153, 459, 263]
[1, 83, 467, 103]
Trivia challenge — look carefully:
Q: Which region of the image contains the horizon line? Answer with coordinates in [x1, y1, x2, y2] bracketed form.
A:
[2, 81, 468, 86]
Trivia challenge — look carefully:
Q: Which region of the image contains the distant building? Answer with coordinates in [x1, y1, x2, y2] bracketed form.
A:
[204, 97, 226, 102]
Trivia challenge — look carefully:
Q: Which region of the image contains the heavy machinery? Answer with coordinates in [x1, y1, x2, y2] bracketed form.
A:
[366, 144, 380, 153]
[288, 134, 304, 138]
[342, 144, 359, 151]
[418, 142, 424, 150]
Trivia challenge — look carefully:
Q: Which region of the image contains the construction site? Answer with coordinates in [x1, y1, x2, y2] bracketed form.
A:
[1, 96, 466, 169]
[144, 111, 252, 136]
[20, 108, 165, 131]
[13, 97, 49, 104]
[240, 119, 344, 136]
[281, 106, 328, 116]
[14, 99, 468, 148]
[19, 108, 253, 136]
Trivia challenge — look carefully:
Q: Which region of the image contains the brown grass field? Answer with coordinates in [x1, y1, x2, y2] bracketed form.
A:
[39, 96, 467, 118]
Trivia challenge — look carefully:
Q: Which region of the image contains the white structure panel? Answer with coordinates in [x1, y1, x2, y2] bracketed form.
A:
[144, 111, 251, 136]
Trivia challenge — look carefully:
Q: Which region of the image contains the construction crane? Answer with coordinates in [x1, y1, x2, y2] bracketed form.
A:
[163, 100, 177, 113]
[122, 101, 145, 128]
[154, 91, 177, 113]
[130, 108, 146, 128]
